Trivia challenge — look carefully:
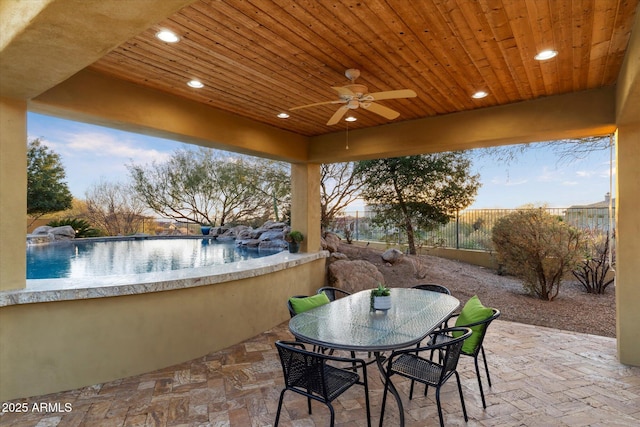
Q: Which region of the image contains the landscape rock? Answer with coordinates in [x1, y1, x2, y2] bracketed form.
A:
[50, 226, 76, 240]
[322, 232, 341, 253]
[381, 248, 404, 264]
[327, 259, 385, 294]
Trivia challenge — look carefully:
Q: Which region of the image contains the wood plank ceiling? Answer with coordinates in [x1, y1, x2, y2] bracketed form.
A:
[89, 0, 638, 137]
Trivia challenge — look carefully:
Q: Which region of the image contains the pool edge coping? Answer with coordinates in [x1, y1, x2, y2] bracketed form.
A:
[1, 251, 329, 307]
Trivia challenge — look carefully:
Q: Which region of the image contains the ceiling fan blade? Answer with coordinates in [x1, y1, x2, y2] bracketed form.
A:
[361, 102, 400, 120]
[327, 105, 350, 125]
[290, 100, 344, 111]
[368, 89, 417, 101]
[331, 86, 355, 97]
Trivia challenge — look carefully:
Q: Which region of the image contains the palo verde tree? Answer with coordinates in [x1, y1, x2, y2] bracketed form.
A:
[27, 138, 73, 226]
[355, 153, 481, 255]
[128, 147, 289, 226]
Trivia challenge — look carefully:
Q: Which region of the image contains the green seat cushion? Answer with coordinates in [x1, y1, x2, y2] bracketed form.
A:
[289, 293, 330, 314]
[453, 295, 494, 354]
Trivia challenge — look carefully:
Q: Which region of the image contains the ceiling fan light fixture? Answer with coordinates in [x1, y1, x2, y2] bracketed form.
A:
[277, 112, 290, 119]
[535, 50, 557, 60]
[187, 80, 204, 88]
[472, 91, 488, 99]
[156, 30, 180, 43]
[345, 116, 357, 122]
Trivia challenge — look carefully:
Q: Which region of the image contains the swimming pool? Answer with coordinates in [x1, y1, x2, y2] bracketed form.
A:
[26, 237, 282, 279]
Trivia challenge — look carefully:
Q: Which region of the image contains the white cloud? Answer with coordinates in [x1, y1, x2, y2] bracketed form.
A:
[536, 166, 564, 182]
[576, 170, 596, 178]
[63, 131, 172, 163]
[490, 177, 528, 186]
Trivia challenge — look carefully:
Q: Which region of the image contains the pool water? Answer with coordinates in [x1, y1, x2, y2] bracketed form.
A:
[27, 238, 281, 279]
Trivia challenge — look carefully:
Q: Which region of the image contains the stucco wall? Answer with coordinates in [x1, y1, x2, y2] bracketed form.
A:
[0, 258, 326, 401]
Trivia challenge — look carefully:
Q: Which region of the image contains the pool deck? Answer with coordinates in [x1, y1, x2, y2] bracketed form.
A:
[0, 251, 326, 307]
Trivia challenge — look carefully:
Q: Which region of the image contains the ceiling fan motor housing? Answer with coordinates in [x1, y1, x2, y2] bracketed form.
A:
[345, 68, 361, 81]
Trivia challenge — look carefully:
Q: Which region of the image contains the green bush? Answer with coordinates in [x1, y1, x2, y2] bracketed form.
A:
[491, 209, 583, 301]
[47, 218, 103, 238]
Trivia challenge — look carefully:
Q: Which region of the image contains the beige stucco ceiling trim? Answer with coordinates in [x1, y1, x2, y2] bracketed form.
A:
[308, 86, 617, 163]
[30, 69, 309, 163]
[0, 0, 195, 100]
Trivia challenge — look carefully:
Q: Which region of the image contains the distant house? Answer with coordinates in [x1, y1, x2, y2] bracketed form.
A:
[565, 193, 615, 231]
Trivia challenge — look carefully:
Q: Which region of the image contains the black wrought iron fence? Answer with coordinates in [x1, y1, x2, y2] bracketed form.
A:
[327, 207, 615, 251]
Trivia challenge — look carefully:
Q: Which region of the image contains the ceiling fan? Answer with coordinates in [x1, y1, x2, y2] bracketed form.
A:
[290, 69, 417, 125]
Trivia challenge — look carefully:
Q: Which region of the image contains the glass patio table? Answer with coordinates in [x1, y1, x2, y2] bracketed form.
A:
[288, 287, 460, 426]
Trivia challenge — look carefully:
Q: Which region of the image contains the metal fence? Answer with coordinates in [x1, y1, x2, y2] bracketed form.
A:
[327, 207, 615, 251]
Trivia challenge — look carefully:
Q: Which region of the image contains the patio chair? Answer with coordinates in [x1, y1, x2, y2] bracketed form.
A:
[274, 340, 372, 427]
[316, 286, 351, 301]
[380, 327, 473, 427]
[424, 297, 501, 408]
[412, 283, 452, 295]
[450, 306, 501, 408]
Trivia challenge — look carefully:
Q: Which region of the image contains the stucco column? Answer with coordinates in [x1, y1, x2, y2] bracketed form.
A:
[615, 124, 640, 366]
[290, 163, 321, 252]
[0, 97, 27, 290]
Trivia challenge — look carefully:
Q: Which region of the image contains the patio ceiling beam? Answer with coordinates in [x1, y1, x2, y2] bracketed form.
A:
[30, 69, 310, 163]
[308, 86, 617, 163]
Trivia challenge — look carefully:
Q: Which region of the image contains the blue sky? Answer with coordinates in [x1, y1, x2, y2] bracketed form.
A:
[27, 112, 615, 210]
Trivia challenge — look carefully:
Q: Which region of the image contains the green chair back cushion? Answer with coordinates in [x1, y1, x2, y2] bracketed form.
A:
[289, 292, 330, 314]
[454, 295, 494, 354]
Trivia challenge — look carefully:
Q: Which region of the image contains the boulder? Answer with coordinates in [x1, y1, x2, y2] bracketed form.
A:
[327, 259, 385, 294]
[381, 248, 404, 264]
[31, 226, 53, 235]
[379, 253, 429, 281]
[50, 225, 76, 240]
[322, 231, 341, 253]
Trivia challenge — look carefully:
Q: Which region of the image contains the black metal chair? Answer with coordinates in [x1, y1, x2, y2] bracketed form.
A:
[274, 340, 372, 427]
[412, 283, 452, 295]
[380, 327, 473, 427]
[448, 308, 501, 408]
[316, 286, 352, 301]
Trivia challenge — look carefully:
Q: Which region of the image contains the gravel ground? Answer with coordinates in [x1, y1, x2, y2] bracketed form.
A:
[338, 243, 616, 338]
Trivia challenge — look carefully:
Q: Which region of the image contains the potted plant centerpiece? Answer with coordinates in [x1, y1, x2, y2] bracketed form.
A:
[285, 230, 304, 253]
[371, 283, 391, 311]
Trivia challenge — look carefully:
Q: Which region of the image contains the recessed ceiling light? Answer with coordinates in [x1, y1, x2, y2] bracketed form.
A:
[535, 50, 557, 60]
[277, 112, 290, 119]
[345, 116, 357, 122]
[156, 30, 179, 43]
[472, 91, 488, 99]
[187, 80, 204, 88]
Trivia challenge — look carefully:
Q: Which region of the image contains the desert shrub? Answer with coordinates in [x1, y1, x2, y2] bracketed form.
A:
[491, 209, 583, 301]
[572, 229, 615, 294]
[47, 218, 103, 238]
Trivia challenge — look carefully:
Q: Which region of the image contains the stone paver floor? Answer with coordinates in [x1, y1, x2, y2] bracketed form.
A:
[1, 320, 639, 426]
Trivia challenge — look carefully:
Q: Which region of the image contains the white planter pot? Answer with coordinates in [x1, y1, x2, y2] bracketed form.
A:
[373, 295, 392, 311]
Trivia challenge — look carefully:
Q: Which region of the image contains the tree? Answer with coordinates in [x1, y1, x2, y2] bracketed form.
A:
[84, 180, 148, 236]
[27, 138, 73, 225]
[355, 153, 481, 254]
[476, 135, 613, 165]
[320, 162, 365, 229]
[128, 148, 289, 226]
[492, 209, 583, 301]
